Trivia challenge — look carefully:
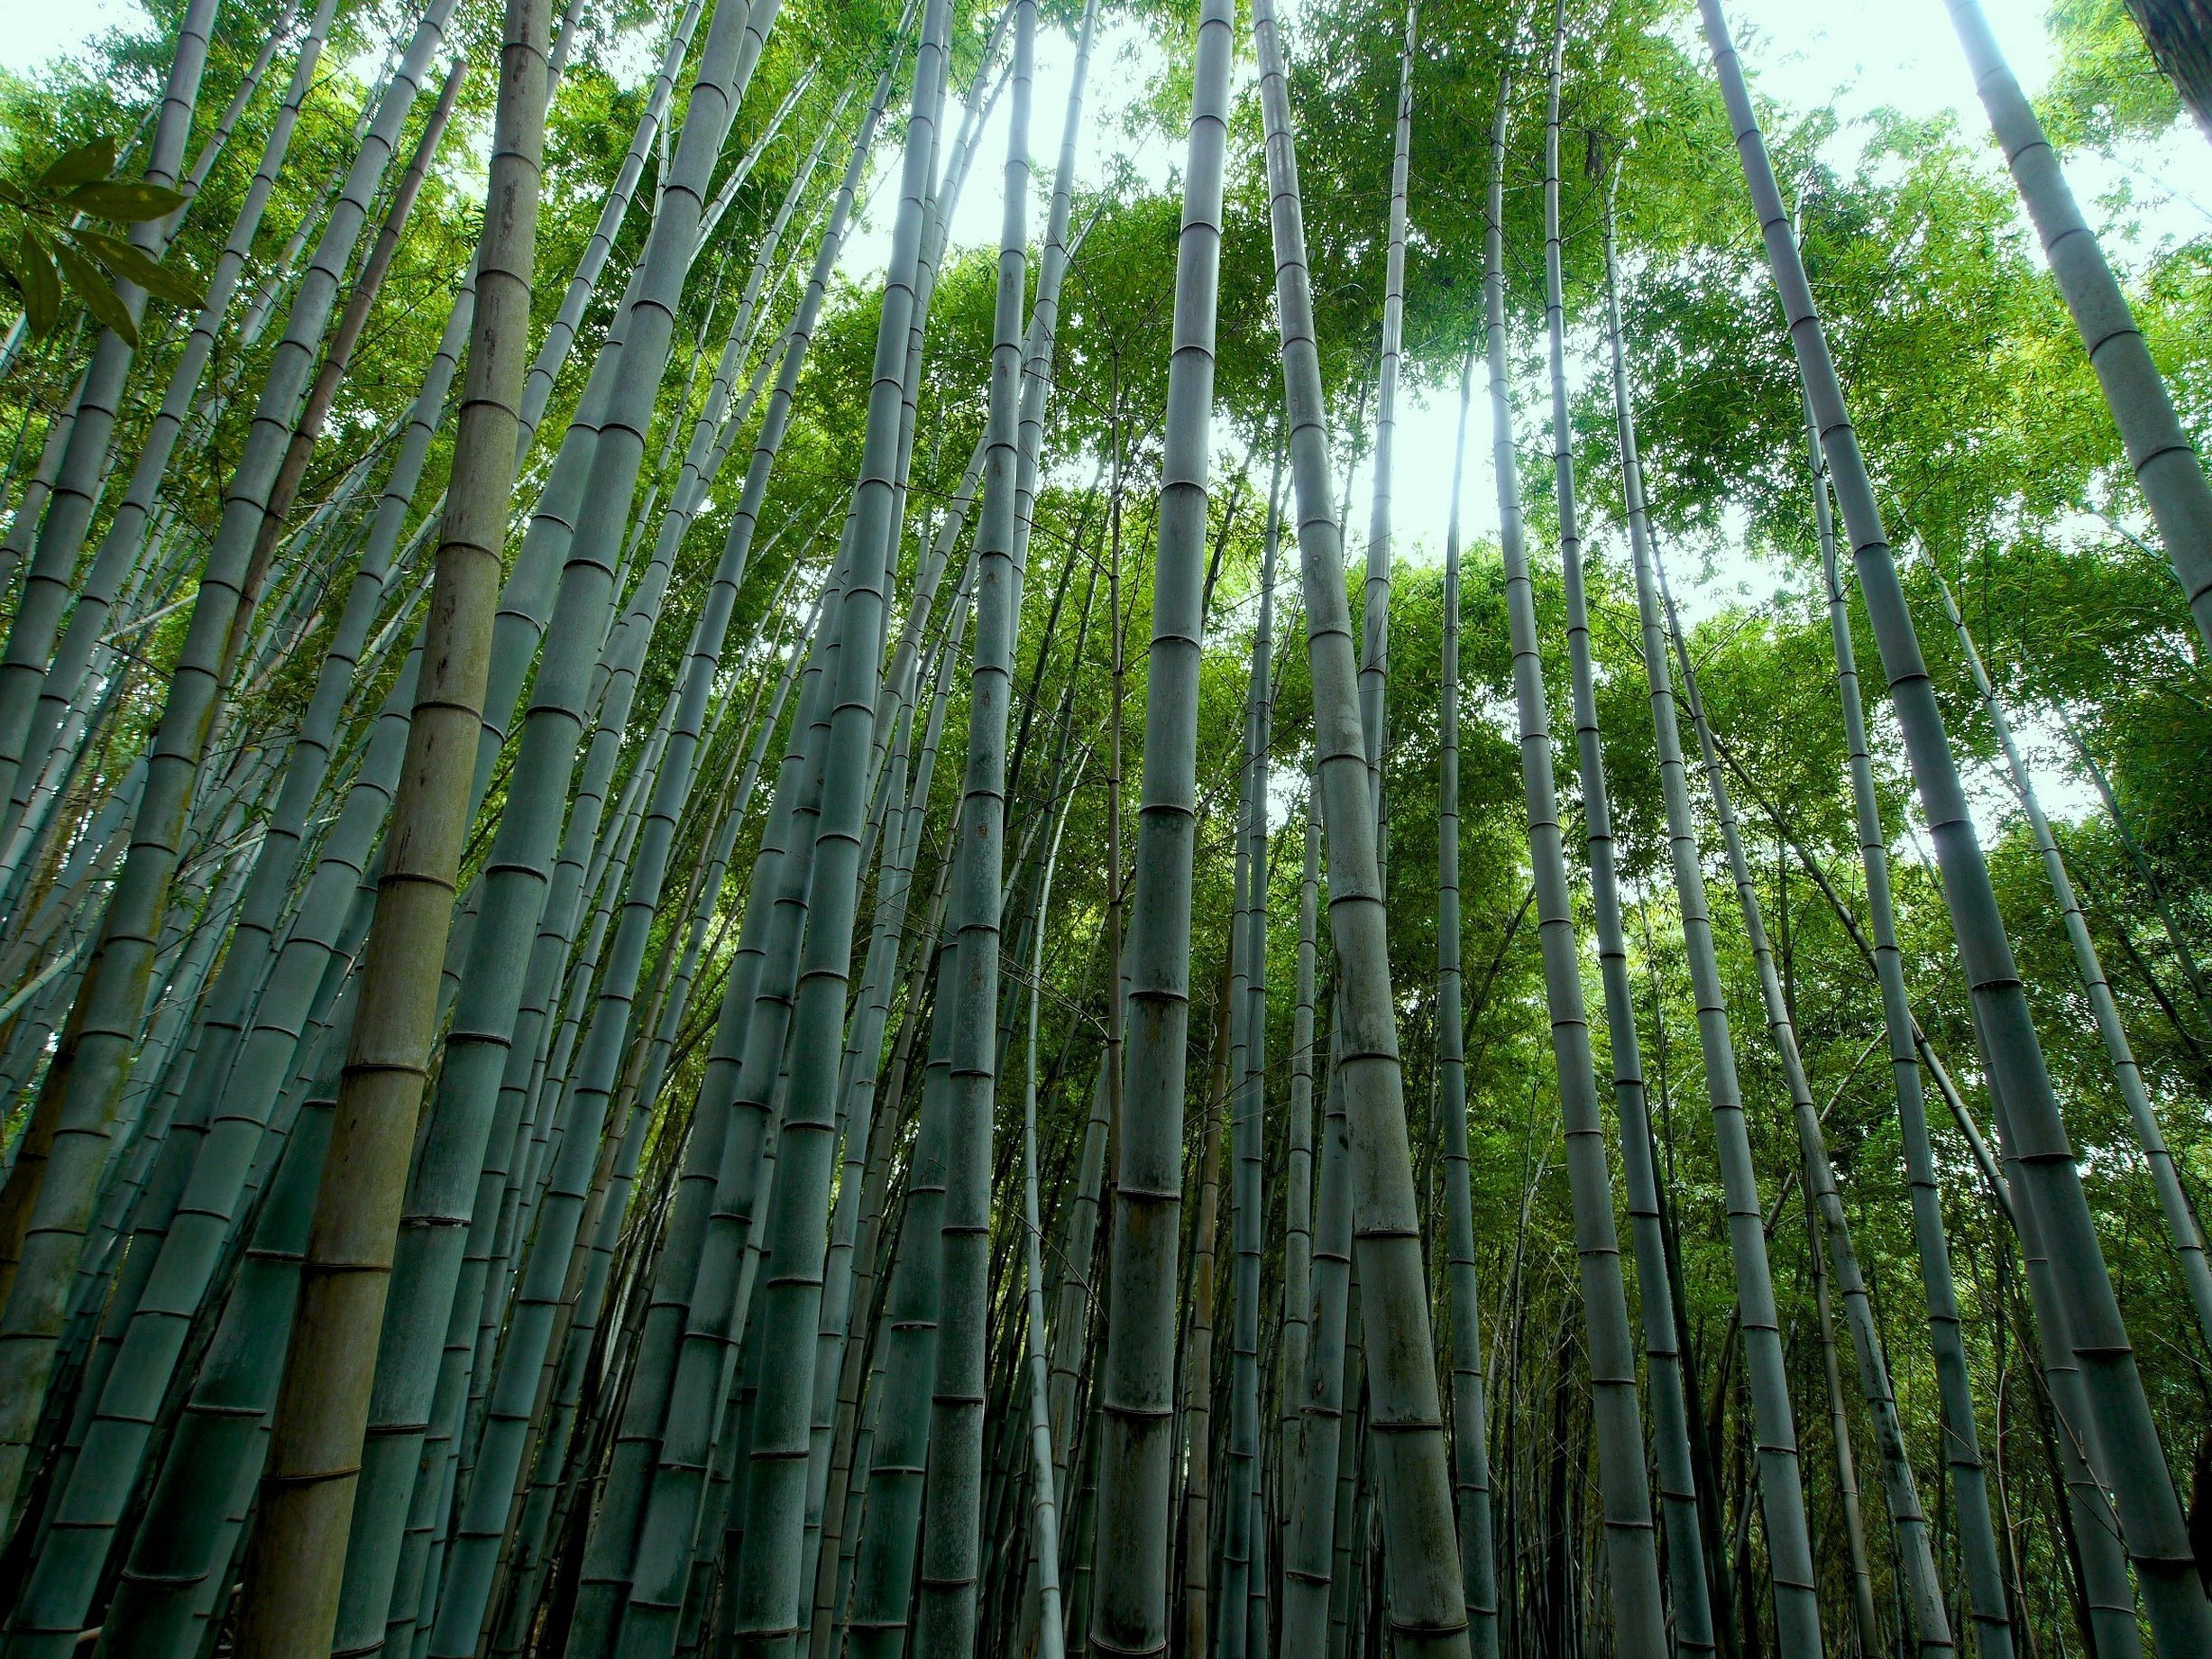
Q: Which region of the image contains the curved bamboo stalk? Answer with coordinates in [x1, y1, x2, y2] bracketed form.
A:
[1699, 2, 2212, 1647]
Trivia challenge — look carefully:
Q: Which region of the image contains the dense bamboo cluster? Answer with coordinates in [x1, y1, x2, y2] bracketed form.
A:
[0, 0, 2209, 1655]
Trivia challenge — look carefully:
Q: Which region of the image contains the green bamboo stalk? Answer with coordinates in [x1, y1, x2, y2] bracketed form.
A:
[1, 637, 427, 1654]
[1773, 358, 2015, 1659]
[1940, 0, 2212, 654]
[907, 6, 1034, 1656]
[1664, 569, 1953, 1656]
[1700, 2, 2212, 1648]
[226, 0, 549, 1639]
[1249, 4, 1469, 1654]
[1926, 557, 2212, 1358]
[1023, 747, 1088, 1659]
[1518, 18, 1670, 1649]
[1218, 462, 1278, 1659]
[1592, 200, 1718, 1659]
[1084, 0, 1233, 1646]
[0, 0, 343, 869]
[0, 0, 463, 1526]
[87, 1095, 336, 1659]
[571, 80, 890, 1658]
[1604, 128, 1825, 1659]
[219, 55, 468, 675]
[0, 0, 220, 821]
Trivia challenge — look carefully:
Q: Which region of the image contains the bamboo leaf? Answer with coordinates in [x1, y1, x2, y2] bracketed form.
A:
[13, 229, 60, 335]
[72, 228, 201, 308]
[36, 135, 115, 190]
[52, 237, 138, 346]
[63, 180, 190, 223]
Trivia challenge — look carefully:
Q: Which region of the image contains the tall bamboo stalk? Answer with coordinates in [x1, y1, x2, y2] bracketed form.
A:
[1790, 389, 2015, 1659]
[0, 0, 220, 823]
[0, 0, 463, 1525]
[1664, 570, 1953, 1656]
[1926, 556, 2212, 1358]
[230, 0, 549, 1641]
[1938, 0, 2212, 654]
[1472, 25, 1668, 1651]
[1250, 5, 1469, 1655]
[1085, 0, 1232, 1647]
[1700, 3, 2212, 1648]
[1605, 149, 1825, 1659]
[1591, 198, 1717, 1659]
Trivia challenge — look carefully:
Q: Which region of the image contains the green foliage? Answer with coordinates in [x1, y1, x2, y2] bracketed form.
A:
[0, 134, 198, 344]
[2042, 0, 2184, 147]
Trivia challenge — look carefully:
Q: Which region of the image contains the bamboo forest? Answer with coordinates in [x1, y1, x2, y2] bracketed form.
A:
[3, 0, 2212, 1645]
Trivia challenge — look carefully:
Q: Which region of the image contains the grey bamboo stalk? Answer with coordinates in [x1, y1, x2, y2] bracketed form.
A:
[221, 55, 468, 674]
[1592, 201, 1717, 1659]
[568, 76, 889, 1659]
[1606, 138, 1825, 1659]
[1787, 365, 2015, 1657]
[1219, 463, 1278, 1659]
[0, 0, 218, 821]
[1940, 0, 2212, 653]
[1023, 747, 1086, 1659]
[1494, 23, 1668, 1649]
[0, 0, 342, 859]
[1928, 555, 2212, 1355]
[1359, 0, 1414, 846]
[909, 5, 1033, 1655]
[1424, 353, 1495, 1659]
[1249, 5, 1469, 1655]
[1084, 0, 1230, 1647]
[332, 101, 848, 1654]
[228, 0, 549, 1643]
[1699, 2, 2212, 1647]
[1807, 1186, 1885, 1656]
[87, 1097, 336, 1659]
[1664, 570, 1953, 1656]
[1280, 799, 1317, 1516]
[0, 0, 461, 1524]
